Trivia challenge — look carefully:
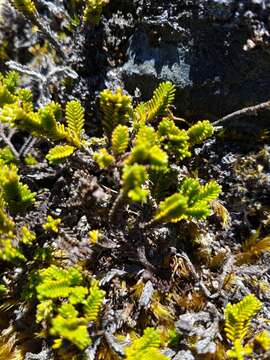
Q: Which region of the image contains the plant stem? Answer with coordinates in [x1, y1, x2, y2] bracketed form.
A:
[213, 100, 270, 127]
[178, 251, 219, 299]
[0, 126, 20, 161]
[109, 191, 125, 223]
[140, 217, 160, 230]
[33, 17, 66, 60]
[8, 0, 66, 59]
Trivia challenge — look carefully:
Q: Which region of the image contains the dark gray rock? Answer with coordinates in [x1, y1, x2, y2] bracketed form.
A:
[173, 350, 195, 360]
[5, 0, 270, 125]
[103, 0, 270, 121]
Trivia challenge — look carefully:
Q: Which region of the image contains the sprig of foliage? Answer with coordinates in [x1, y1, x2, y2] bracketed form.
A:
[0, 228, 37, 263]
[0, 193, 36, 262]
[100, 88, 133, 137]
[88, 229, 101, 244]
[46, 145, 76, 164]
[109, 162, 150, 221]
[65, 100, 85, 140]
[157, 118, 191, 160]
[112, 124, 129, 155]
[125, 327, 169, 360]
[126, 144, 168, 171]
[122, 164, 149, 203]
[135, 82, 176, 125]
[0, 74, 89, 163]
[0, 193, 14, 234]
[0, 85, 32, 120]
[126, 126, 168, 171]
[83, 279, 105, 321]
[0, 163, 36, 212]
[226, 339, 253, 360]
[20, 226, 36, 244]
[36, 265, 105, 350]
[83, 0, 110, 25]
[1, 100, 81, 149]
[0, 73, 18, 107]
[11, 0, 37, 17]
[36, 300, 53, 324]
[187, 120, 214, 145]
[225, 294, 262, 343]
[0, 87, 15, 108]
[50, 303, 90, 350]
[224, 294, 262, 360]
[0, 237, 26, 262]
[93, 148, 115, 169]
[42, 215, 61, 233]
[38, 103, 72, 142]
[0, 71, 20, 94]
[153, 178, 221, 225]
[36, 265, 86, 302]
[254, 330, 270, 352]
[236, 227, 270, 265]
[0, 146, 17, 165]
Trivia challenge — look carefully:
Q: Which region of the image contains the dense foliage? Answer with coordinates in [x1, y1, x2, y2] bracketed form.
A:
[0, 1, 270, 359]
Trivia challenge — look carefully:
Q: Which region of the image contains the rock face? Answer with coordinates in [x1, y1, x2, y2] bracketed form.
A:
[104, 0, 270, 120]
[4, 0, 270, 123]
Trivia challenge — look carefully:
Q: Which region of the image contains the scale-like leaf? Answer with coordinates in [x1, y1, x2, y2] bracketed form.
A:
[66, 100, 85, 139]
[112, 124, 129, 155]
[135, 82, 176, 124]
[46, 145, 76, 165]
[187, 120, 214, 145]
[100, 88, 133, 136]
[83, 280, 105, 321]
[125, 327, 169, 360]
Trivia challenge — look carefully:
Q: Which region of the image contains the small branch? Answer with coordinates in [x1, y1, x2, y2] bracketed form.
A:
[109, 192, 126, 223]
[213, 100, 270, 127]
[19, 135, 34, 157]
[8, 0, 66, 59]
[140, 217, 160, 230]
[7, 128, 16, 141]
[148, 194, 158, 210]
[34, 18, 66, 59]
[168, 109, 188, 124]
[217, 252, 235, 291]
[7, 59, 78, 105]
[45, 66, 78, 83]
[136, 244, 156, 273]
[255, 350, 270, 359]
[178, 251, 219, 299]
[0, 125, 20, 161]
[6, 61, 45, 81]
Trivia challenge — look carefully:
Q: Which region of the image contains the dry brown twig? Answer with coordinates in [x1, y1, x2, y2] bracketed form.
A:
[213, 100, 270, 127]
[178, 251, 219, 299]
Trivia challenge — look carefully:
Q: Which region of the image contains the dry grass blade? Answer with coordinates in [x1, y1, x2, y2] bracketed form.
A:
[0, 326, 24, 360]
[237, 235, 270, 265]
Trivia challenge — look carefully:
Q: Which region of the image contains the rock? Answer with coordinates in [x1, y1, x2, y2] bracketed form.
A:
[175, 311, 211, 333]
[103, 0, 270, 121]
[4, 0, 270, 125]
[173, 350, 195, 360]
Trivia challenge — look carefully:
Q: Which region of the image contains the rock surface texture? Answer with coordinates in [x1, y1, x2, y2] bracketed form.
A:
[101, 0, 270, 120]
